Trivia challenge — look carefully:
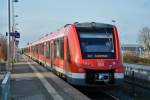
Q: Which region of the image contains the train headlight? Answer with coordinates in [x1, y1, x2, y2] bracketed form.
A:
[75, 59, 81, 67]
[109, 64, 112, 68]
[76, 62, 81, 67]
[112, 61, 116, 65]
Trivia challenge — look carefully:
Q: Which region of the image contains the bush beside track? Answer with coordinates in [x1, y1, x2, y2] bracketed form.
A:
[123, 53, 150, 66]
[0, 34, 7, 63]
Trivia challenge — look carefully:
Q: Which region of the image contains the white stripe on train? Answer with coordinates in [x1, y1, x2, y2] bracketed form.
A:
[54, 66, 124, 79]
[28, 56, 124, 79]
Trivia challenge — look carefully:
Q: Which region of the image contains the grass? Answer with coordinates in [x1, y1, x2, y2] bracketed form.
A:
[123, 53, 150, 66]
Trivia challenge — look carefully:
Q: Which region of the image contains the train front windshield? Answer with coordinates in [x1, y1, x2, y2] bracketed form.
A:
[78, 28, 115, 59]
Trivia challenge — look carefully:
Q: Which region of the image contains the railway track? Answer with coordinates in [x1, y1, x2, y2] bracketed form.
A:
[123, 79, 150, 100]
[74, 86, 121, 100]
[102, 91, 120, 100]
[124, 79, 150, 90]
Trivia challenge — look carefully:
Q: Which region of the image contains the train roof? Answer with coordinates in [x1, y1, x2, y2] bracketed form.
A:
[74, 22, 113, 29]
[27, 22, 114, 46]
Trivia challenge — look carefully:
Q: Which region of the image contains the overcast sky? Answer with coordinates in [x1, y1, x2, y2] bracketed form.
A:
[0, 0, 150, 48]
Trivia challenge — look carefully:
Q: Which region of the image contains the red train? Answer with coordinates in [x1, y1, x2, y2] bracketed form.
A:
[24, 22, 124, 86]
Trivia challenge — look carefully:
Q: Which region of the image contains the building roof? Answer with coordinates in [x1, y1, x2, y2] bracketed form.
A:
[121, 44, 144, 48]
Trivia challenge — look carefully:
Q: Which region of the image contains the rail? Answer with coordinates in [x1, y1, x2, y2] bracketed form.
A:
[103, 91, 120, 100]
[0, 72, 11, 100]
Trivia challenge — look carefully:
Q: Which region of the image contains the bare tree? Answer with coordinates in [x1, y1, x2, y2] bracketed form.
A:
[138, 27, 150, 53]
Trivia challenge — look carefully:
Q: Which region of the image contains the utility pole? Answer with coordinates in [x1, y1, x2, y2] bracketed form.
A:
[12, 0, 19, 65]
[7, 0, 11, 70]
[12, 0, 15, 65]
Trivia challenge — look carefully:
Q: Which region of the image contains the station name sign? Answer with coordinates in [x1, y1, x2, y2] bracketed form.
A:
[10, 31, 20, 38]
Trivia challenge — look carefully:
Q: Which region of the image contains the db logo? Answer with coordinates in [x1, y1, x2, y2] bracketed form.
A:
[97, 61, 104, 67]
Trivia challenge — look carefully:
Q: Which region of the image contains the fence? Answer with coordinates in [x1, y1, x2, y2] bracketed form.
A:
[0, 72, 11, 100]
[124, 63, 150, 88]
[124, 63, 150, 78]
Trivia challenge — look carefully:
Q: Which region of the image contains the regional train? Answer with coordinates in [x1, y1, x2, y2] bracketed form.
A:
[23, 22, 124, 86]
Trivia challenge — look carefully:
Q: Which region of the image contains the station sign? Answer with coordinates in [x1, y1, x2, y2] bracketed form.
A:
[10, 31, 20, 38]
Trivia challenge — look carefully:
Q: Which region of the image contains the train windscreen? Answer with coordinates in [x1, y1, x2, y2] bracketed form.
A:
[78, 28, 115, 59]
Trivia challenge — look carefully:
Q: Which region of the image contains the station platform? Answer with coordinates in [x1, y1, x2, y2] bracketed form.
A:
[10, 54, 90, 100]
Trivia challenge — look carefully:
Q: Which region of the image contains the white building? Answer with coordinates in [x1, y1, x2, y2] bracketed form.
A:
[121, 44, 144, 54]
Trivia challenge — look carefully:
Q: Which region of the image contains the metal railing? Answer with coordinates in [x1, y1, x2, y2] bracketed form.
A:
[124, 63, 150, 79]
[0, 72, 11, 100]
[123, 63, 150, 88]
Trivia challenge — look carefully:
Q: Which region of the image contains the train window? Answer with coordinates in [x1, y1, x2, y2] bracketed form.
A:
[44, 42, 47, 57]
[43, 43, 44, 55]
[78, 28, 115, 59]
[32, 46, 35, 53]
[35, 45, 38, 54]
[41, 43, 44, 55]
[60, 38, 64, 59]
[53, 38, 64, 59]
[49, 41, 51, 58]
[35, 45, 37, 53]
[31, 46, 33, 52]
[54, 40, 56, 58]
[54, 40, 58, 58]
[45, 42, 50, 58]
[33, 46, 35, 53]
[56, 39, 60, 58]
[80, 35, 114, 52]
[67, 39, 71, 63]
[40, 44, 42, 54]
[51, 42, 55, 59]
[39, 44, 42, 54]
[38, 44, 40, 54]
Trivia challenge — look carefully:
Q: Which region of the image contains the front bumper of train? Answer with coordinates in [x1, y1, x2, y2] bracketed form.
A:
[67, 72, 124, 87]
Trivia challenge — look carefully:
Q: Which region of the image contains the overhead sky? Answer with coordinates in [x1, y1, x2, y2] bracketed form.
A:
[0, 0, 150, 48]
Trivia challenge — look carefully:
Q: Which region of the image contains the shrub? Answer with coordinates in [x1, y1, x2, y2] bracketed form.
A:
[0, 34, 7, 63]
[123, 52, 150, 65]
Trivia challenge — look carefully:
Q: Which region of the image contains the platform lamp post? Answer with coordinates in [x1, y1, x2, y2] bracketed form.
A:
[7, 0, 11, 71]
[12, 0, 19, 65]
[7, 0, 19, 71]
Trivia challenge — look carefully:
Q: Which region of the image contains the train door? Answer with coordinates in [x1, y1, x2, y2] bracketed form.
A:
[50, 40, 54, 70]
[64, 37, 71, 77]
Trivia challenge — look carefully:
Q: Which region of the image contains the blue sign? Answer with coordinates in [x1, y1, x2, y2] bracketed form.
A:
[15, 32, 20, 38]
[10, 31, 20, 38]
